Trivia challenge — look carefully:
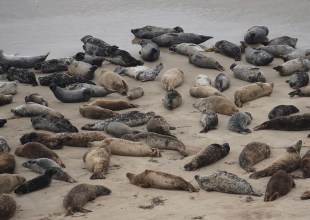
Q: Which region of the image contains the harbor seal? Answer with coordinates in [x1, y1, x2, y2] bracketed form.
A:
[230, 63, 266, 83]
[189, 51, 225, 71]
[0, 80, 18, 95]
[241, 41, 274, 66]
[25, 93, 48, 106]
[262, 36, 298, 48]
[195, 74, 211, 86]
[138, 39, 160, 61]
[273, 58, 310, 76]
[38, 72, 93, 87]
[258, 45, 295, 58]
[199, 109, 218, 133]
[0, 119, 7, 128]
[53, 131, 106, 147]
[7, 67, 38, 86]
[0, 174, 26, 194]
[285, 71, 309, 89]
[151, 33, 213, 47]
[34, 58, 68, 73]
[0, 94, 13, 106]
[11, 102, 64, 118]
[163, 89, 182, 110]
[127, 87, 144, 100]
[66, 58, 97, 80]
[63, 183, 111, 216]
[249, 140, 302, 179]
[184, 143, 230, 171]
[244, 26, 269, 44]
[268, 105, 299, 119]
[104, 122, 140, 138]
[161, 68, 184, 91]
[103, 49, 144, 67]
[234, 82, 274, 107]
[239, 142, 271, 172]
[195, 171, 262, 196]
[190, 86, 224, 98]
[228, 112, 253, 134]
[65, 83, 115, 97]
[281, 49, 310, 62]
[20, 132, 67, 150]
[214, 73, 230, 92]
[146, 115, 175, 137]
[0, 153, 15, 174]
[74, 52, 105, 66]
[300, 191, 310, 200]
[79, 105, 119, 119]
[289, 85, 310, 97]
[49, 84, 92, 103]
[131, 25, 184, 38]
[83, 146, 111, 179]
[126, 169, 198, 192]
[169, 43, 204, 56]
[300, 149, 310, 178]
[0, 194, 17, 219]
[31, 115, 78, 133]
[0, 136, 10, 152]
[14, 169, 57, 195]
[214, 40, 241, 61]
[89, 98, 139, 111]
[99, 69, 129, 95]
[15, 142, 65, 168]
[264, 170, 295, 202]
[81, 35, 118, 57]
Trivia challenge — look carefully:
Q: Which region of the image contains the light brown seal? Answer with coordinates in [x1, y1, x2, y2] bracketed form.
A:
[190, 86, 224, 98]
[127, 87, 144, 100]
[0, 174, 26, 194]
[300, 149, 310, 178]
[79, 104, 119, 119]
[0, 153, 15, 174]
[104, 122, 140, 138]
[89, 98, 139, 111]
[161, 68, 184, 91]
[99, 69, 129, 95]
[0, 194, 17, 219]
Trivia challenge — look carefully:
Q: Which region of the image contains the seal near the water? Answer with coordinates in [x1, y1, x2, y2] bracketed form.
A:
[146, 115, 175, 137]
[230, 63, 266, 83]
[14, 169, 57, 195]
[169, 43, 204, 56]
[214, 40, 241, 61]
[22, 158, 76, 183]
[63, 183, 111, 216]
[15, 142, 65, 168]
[300, 191, 310, 200]
[0, 174, 26, 194]
[0, 119, 7, 128]
[38, 72, 93, 88]
[126, 169, 198, 192]
[0, 136, 10, 152]
[195, 74, 211, 86]
[161, 68, 184, 91]
[0, 194, 17, 219]
[195, 171, 262, 196]
[83, 146, 111, 179]
[244, 26, 269, 44]
[0, 81, 18, 95]
[254, 113, 310, 131]
[289, 86, 310, 97]
[79, 105, 119, 119]
[214, 73, 230, 92]
[89, 98, 139, 111]
[281, 49, 310, 62]
[127, 87, 144, 100]
[285, 71, 309, 89]
[138, 39, 160, 61]
[54, 131, 106, 147]
[131, 25, 184, 39]
[249, 140, 302, 179]
[81, 35, 119, 57]
[34, 58, 68, 73]
[25, 93, 48, 106]
[65, 83, 115, 97]
[103, 49, 144, 67]
[122, 132, 188, 156]
[189, 51, 225, 71]
[49, 84, 92, 103]
[258, 45, 295, 58]
[99, 69, 129, 95]
[268, 105, 299, 119]
[20, 132, 66, 150]
[31, 115, 78, 133]
[184, 143, 230, 171]
[6, 67, 38, 86]
[199, 109, 218, 133]
[0, 49, 49, 68]
[104, 122, 140, 138]
[228, 112, 253, 134]
[264, 170, 295, 202]
[234, 82, 274, 107]
[65, 58, 97, 80]
[163, 89, 182, 110]
[239, 142, 271, 172]
[0, 153, 15, 174]
[190, 86, 224, 98]
[262, 36, 298, 48]
[115, 63, 164, 82]
[74, 52, 105, 66]
[273, 58, 310, 76]
[151, 33, 213, 47]
[193, 96, 239, 116]
[300, 150, 310, 178]
[241, 41, 274, 66]
[0, 94, 13, 106]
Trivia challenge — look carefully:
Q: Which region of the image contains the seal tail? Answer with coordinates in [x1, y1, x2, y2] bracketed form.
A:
[253, 121, 269, 131]
[150, 148, 161, 157]
[81, 123, 96, 130]
[288, 89, 300, 97]
[179, 149, 188, 157]
[249, 170, 268, 179]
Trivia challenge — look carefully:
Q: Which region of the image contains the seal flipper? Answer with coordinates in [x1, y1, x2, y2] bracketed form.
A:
[90, 172, 106, 180]
[75, 207, 92, 213]
[249, 170, 269, 179]
[288, 89, 300, 97]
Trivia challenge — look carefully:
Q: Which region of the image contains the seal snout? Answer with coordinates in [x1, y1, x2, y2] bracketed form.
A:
[131, 28, 139, 34]
[194, 175, 200, 181]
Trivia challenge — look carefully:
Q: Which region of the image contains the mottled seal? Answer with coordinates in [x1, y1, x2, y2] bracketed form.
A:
[214, 40, 241, 61]
[89, 98, 139, 111]
[138, 39, 160, 61]
[300, 150, 310, 178]
[65, 83, 115, 97]
[81, 35, 118, 57]
[38, 72, 92, 87]
[281, 49, 310, 62]
[126, 169, 198, 192]
[146, 115, 174, 137]
[0, 119, 7, 128]
[195, 74, 211, 86]
[161, 68, 184, 91]
[163, 89, 182, 110]
[151, 33, 213, 47]
[195, 171, 262, 196]
[199, 109, 218, 133]
[22, 158, 76, 183]
[300, 191, 310, 200]
[127, 87, 144, 100]
[49, 84, 92, 103]
[20, 132, 66, 150]
[15, 142, 65, 168]
[0, 174, 26, 194]
[0, 94, 13, 106]
[103, 49, 144, 67]
[83, 146, 111, 179]
[99, 69, 129, 95]
[249, 140, 302, 179]
[0, 153, 15, 174]
[189, 51, 225, 71]
[234, 82, 274, 107]
[273, 58, 310, 76]
[34, 58, 68, 73]
[14, 169, 57, 195]
[262, 36, 298, 48]
[230, 63, 266, 83]
[25, 93, 48, 106]
[264, 170, 295, 202]
[190, 86, 224, 98]
[74, 52, 105, 66]
[66, 58, 97, 80]
[54, 131, 107, 147]
[228, 112, 253, 134]
[268, 105, 299, 119]
[214, 73, 230, 92]
[244, 26, 269, 44]
[131, 25, 184, 38]
[241, 41, 274, 66]
[239, 142, 271, 172]
[79, 105, 119, 119]
[169, 43, 204, 56]
[285, 71, 309, 89]
[0, 136, 10, 152]
[289, 85, 310, 97]
[63, 183, 111, 216]
[7, 67, 38, 86]
[31, 115, 78, 133]
[104, 122, 140, 138]
[0, 80, 18, 95]
[258, 45, 295, 58]
[184, 143, 230, 171]
[0, 194, 17, 219]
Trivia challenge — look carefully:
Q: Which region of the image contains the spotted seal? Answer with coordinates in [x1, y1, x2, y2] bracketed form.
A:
[0, 153, 15, 174]
[0, 136, 10, 152]
[11, 102, 64, 118]
[104, 122, 140, 138]
[66, 83, 115, 97]
[184, 143, 230, 171]
[244, 26, 269, 44]
[0, 80, 18, 95]
[0, 194, 17, 219]
[31, 115, 78, 133]
[163, 89, 182, 110]
[230, 63, 266, 83]
[214, 40, 241, 61]
[161, 68, 184, 91]
[285, 71, 309, 89]
[103, 49, 144, 67]
[38, 72, 93, 87]
[214, 73, 230, 92]
[151, 33, 213, 47]
[262, 36, 298, 48]
[273, 58, 310, 76]
[99, 69, 129, 95]
[281, 49, 310, 61]
[79, 105, 119, 119]
[81, 35, 119, 57]
[241, 41, 274, 66]
[74, 52, 105, 66]
[189, 51, 225, 71]
[300, 150, 310, 178]
[195, 74, 211, 86]
[34, 58, 68, 73]
[20, 132, 67, 150]
[169, 43, 204, 56]
[228, 112, 253, 134]
[25, 93, 48, 106]
[127, 87, 144, 100]
[49, 84, 92, 103]
[199, 109, 218, 133]
[65, 58, 97, 80]
[289, 85, 310, 97]
[0, 94, 13, 106]
[138, 39, 160, 61]
[6, 67, 38, 86]
[131, 25, 184, 38]
[0, 174, 26, 194]
[0, 119, 7, 128]
[190, 86, 224, 98]
[268, 105, 299, 119]
[54, 132, 106, 147]
[89, 98, 139, 111]
[146, 115, 175, 137]
[258, 45, 295, 58]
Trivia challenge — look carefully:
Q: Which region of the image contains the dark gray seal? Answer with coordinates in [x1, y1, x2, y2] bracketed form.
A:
[0, 119, 7, 128]
[49, 84, 92, 103]
[38, 72, 93, 87]
[262, 36, 298, 48]
[258, 45, 295, 58]
[151, 33, 213, 47]
[214, 40, 241, 61]
[104, 122, 140, 138]
[214, 73, 230, 92]
[228, 112, 253, 134]
[146, 115, 175, 137]
[189, 51, 225, 71]
[169, 43, 204, 56]
[0, 94, 13, 106]
[0, 136, 10, 152]
[81, 35, 119, 57]
[131, 25, 184, 38]
[241, 41, 274, 66]
[25, 93, 48, 106]
[163, 89, 182, 110]
[65, 58, 97, 80]
[0, 153, 15, 174]
[0, 194, 17, 219]
[244, 26, 269, 44]
[273, 58, 310, 76]
[103, 49, 144, 67]
[74, 52, 105, 66]
[300, 150, 310, 178]
[268, 105, 299, 119]
[65, 83, 115, 97]
[31, 115, 78, 133]
[289, 85, 310, 97]
[34, 58, 68, 73]
[200, 109, 218, 133]
[139, 39, 160, 61]
[7, 67, 38, 86]
[230, 63, 266, 83]
[285, 71, 309, 89]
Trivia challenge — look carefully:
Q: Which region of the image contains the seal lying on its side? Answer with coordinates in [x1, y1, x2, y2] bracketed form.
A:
[7, 67, 38, 86]
[99, 69, 129, 95]
[74, 52, 105, 66]
[49, 85, 92, 103]
[258, 45, 295, 58]
[0, 119, 7, 128]
[20, 132, 67, 150]
[0, 94, 13, 106]
[31, 115, 78, 133]
[273, 58, 310, 76]
[38, 72, 93, 88]
[79, 105, 119, 119]
[25, 93, 48, 106]
[151, 33, 213, 47]
[262, 36, 298, 48]
[199, 109, 218, 133]
[89, 98, 139, 111]
[104, 122, 140, 138]
[131, 25, 184, 38]
[127, 87, 144, 100]
[241, 41, 274, 66]
[103, 49, 144, 67]
[285, 71, 309, 89]
[65, 83, 115, 97]
[169, 43, 204, 56]
[161, 68, 184, 91]
[214, 40, 241, 61]
[66, 58, 97, 80]
[189, 51, 225, 71]
[230, 63, 266, 83]
[54, 131, 107, 147]
[268, 105, 299, 119]
[0, 80, 18, 95]
[146, 115, 175, 137]
[34, 58, 68, 73]
[289, 86, 310, 97]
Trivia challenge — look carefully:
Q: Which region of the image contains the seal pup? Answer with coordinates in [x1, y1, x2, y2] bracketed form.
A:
[131, 25, 184, 38]
[264, 170, 295, 202]
[127, 87, 144, 100]
[239, 142, 271, 172]
[146, 115, 174, 137]
[138, 39, 160, 61]
[300, 149, 310, 178]
[0, 119, 7, 128]
[151, 33, 213, 47]
[273, 58, 310, 76]
[25, 93, 48, 106]
[38, 72, 92, 87]
[214, 40, 241, 61]
[249, 140, 302, 179]
[195, 74, 211, 86]
[103, 49, 144, 67]
[184, 143, 230, 171]
[230, 63, 266, 83]
[0, 153, 15, 174]
[199, 109, 218, 133]
[104, 122, 140, 138]
[34, 58, 68, 73]
[214, 73, 230, 92]
[189, 51, 225, 71]
[0, 174, 26, 194]
[195, 171, 262, 196]
[49, 84, 92, 103]
[14, 169, 57, 195]
[161, 68, 184, 91]
[15, 142, 65, 168]
[126, 169, 198, 192]
[169, 43, 204, 56]
[241, 41, 274, 66]
[63, 183, 111, 216]
[65, 83, 115, 97]
[163, 89, 182, 110]
[74, 52, 105, 66]
[0, 94, 13, 106]
[228, 112, 253, 134]
[289, 85, 310, 97]
[89, 98, 139, 111]
[99, 69, 129, 95]
[190, 86, 224, 98]
[31, 115, 78, 133]
[268, 105, 299, 119]
[234, 82, 274, 107]
[7, 67, 38, 86]
[281, 49, 310, 61]
[79, 105, 119, 119]
[0, 81, 18, 95]
[258, 45, 295, 58]
[83, 146, 111, 179]
[22, 158, 76, 183]
[0, 49, 49, 68]
[254, 113, 310, 131]
[285, 72, 309, 89]
[81, 35, 118, 57]
[0, 136, 10, 152]
[0, 194, 17, 219]
[20, 132, 66, 150]
[262, 36, 298, 48]
[244, 26, 269, 44]
[65, 58, 97, 80]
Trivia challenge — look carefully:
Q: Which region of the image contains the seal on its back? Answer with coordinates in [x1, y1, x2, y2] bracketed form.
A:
[66, 83, 115, 97]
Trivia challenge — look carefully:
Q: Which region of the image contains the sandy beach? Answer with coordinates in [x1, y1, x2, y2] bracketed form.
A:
[1, 0, 310, 219]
